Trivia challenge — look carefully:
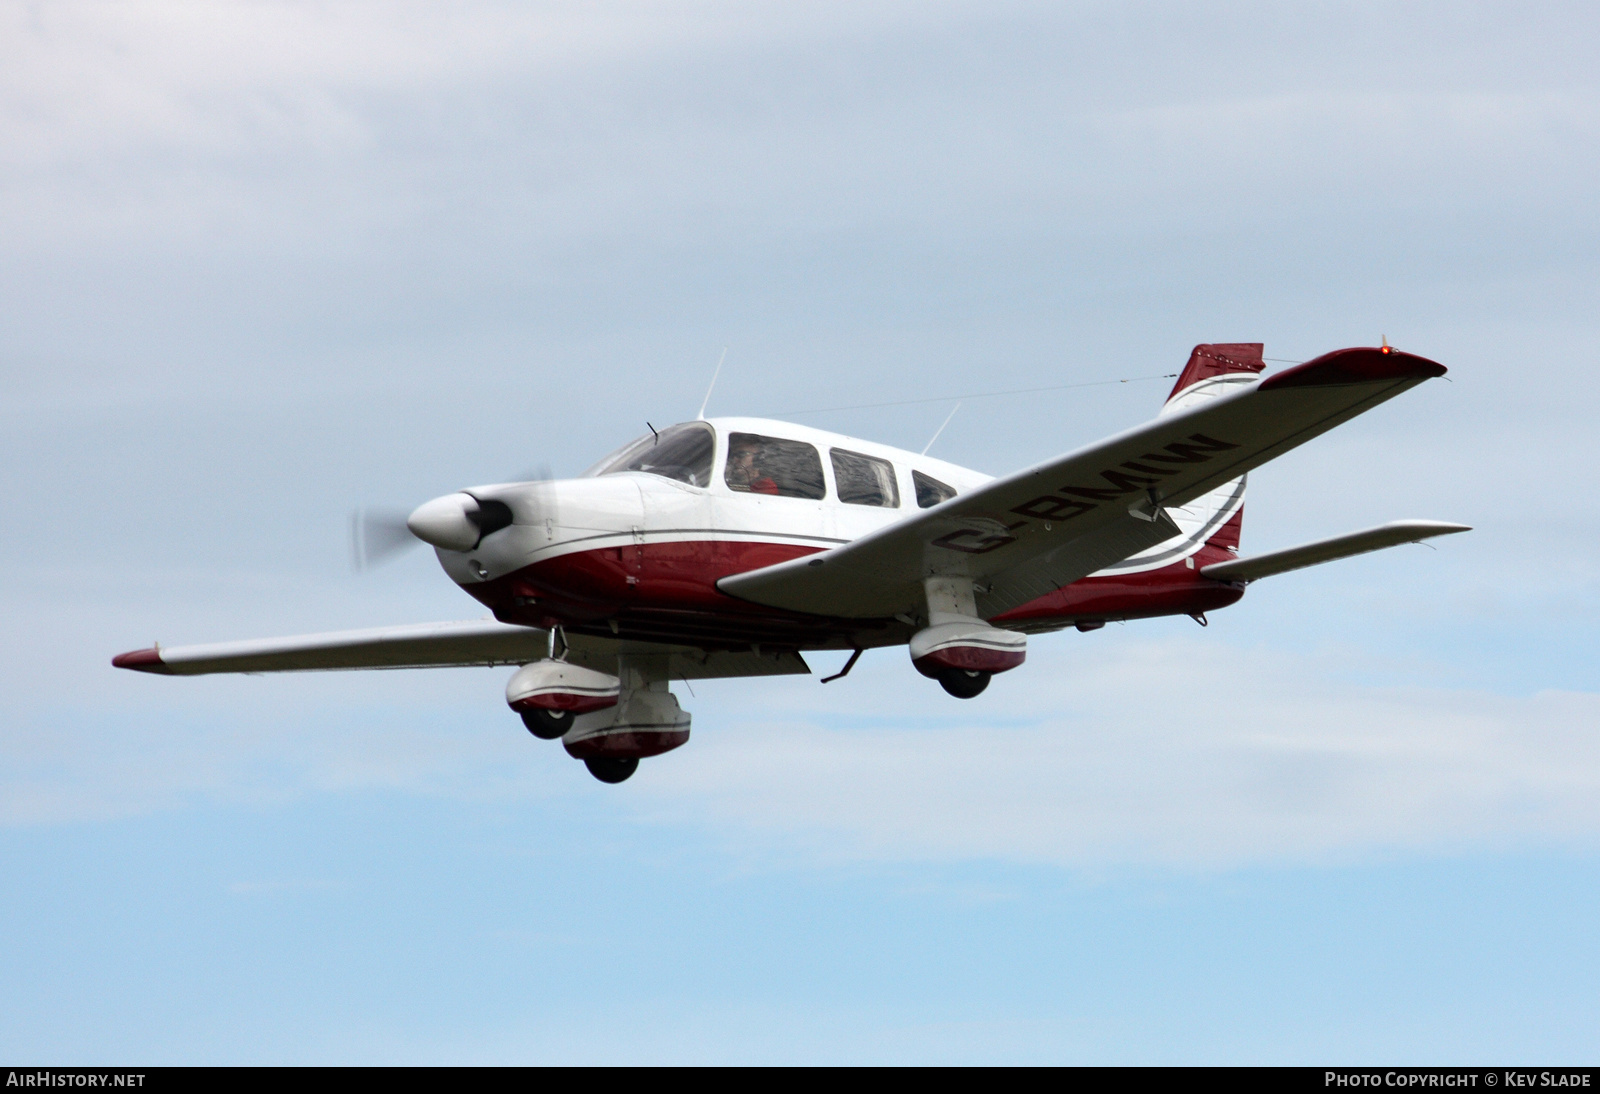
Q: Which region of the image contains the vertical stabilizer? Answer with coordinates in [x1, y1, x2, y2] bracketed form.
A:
[1205, 506, 1244, 553]
[1154, 343, 1262, 558]
[1163, 343, 1265, 414]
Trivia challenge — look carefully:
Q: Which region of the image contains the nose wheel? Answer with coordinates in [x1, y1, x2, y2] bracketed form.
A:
[517, 712, 640, 782]
[584, 757, 638, 783]
[520, 708, 571, 740]
[937, 668, 991, 699]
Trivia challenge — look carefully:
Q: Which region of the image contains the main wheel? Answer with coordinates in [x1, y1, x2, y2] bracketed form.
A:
[521, 707, 572, 740]
[937, 668, 991, 699]
[584, 757, 639, 784]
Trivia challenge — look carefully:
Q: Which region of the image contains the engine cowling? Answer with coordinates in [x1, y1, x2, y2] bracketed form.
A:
[909, 618, 1027, 678]
[505, 659, 620, 715]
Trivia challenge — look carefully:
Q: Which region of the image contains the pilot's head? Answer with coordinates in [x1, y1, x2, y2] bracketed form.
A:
[730, 440, 760, 472]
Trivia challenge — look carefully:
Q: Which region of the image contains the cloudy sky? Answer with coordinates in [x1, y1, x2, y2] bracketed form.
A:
[3, 0, 1598, 1063]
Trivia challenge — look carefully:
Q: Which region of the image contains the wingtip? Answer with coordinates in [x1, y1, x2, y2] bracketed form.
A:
[1391, 520, 1472, 535]
[1259, 347, 1446, 391]
[112, 647, 174, 674]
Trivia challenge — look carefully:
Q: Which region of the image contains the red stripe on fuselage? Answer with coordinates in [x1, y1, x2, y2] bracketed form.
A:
[465, 537, 871, 648]
[994, 510, 1245, 626]
[462, 531, 1244, 648]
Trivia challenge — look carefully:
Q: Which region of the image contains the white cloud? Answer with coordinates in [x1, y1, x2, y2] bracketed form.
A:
[0, 687, 575, 826]
[7, 636, 1599, 872]
[0, 0, 943, 169]
[0, 0, 1596, 872]
[638, 638, 1600, 868]
[6, 0, 1594, 251]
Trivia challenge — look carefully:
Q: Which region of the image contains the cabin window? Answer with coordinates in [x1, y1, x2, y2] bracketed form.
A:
[596, 422, 715, 487]
[725, 432, 826, 500]
[913, 470, 957, 508]
[831, 448, 899, 508]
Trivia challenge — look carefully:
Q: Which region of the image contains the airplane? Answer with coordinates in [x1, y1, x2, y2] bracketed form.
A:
[113, 342, 1469, 784]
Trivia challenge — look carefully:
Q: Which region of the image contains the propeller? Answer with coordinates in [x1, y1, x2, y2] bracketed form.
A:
[350, 507, 420, 572]
[348, 465, 559, 573]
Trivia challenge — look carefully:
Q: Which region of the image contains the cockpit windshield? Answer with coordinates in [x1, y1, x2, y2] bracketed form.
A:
[591, 422, 716, 488]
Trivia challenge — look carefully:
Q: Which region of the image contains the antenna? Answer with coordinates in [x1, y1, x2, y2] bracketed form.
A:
[921, 402, 961, 456]
[697, 346, 728, 420]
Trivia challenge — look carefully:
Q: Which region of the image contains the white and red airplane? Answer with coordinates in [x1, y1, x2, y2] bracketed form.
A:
[115, 343, 1467, 783]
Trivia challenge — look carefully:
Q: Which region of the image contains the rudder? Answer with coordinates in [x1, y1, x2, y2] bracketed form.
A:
[1162, 343, 1262, 555]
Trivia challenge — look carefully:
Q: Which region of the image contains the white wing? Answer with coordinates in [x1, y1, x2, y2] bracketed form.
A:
[719, 347, 1448, 619]
[113, 619, 549, 675]
[114, 619, 810, 679]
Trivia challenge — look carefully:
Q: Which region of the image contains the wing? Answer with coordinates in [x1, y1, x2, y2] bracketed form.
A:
[112, 619, 810, 680]
[1200, 520, 1470, 584]
[112, 619, 551, 675]
[718, 347, 1447, 619]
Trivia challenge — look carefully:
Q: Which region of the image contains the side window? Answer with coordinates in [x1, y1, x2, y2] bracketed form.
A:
[597, 422, 715, 487]
[831, 448, 900, 508]
[913, 470, 958, 509]
[725, 433, 826, 500]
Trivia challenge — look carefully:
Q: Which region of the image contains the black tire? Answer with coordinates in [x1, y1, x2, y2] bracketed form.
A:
[584, 757, 639, 784]
[520, 707, 572, 740]
[937, 668, 991, 699]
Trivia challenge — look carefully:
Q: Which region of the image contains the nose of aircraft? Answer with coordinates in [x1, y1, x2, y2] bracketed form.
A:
[407, 492, 481, 551]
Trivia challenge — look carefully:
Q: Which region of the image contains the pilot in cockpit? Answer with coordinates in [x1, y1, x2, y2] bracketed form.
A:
[727, 437, 780, 495]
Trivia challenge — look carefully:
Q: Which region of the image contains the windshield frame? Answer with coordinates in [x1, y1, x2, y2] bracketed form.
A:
[587, 421, 717, 488]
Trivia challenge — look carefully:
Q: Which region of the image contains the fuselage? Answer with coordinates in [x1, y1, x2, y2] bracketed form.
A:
[418, 416, 1244, 652]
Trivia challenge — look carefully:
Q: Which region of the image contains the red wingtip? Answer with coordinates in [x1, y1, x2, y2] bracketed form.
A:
[112, 647, 174, 674]
[1258, 347, 1445, 391]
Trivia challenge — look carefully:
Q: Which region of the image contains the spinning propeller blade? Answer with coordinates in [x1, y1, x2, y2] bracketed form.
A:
[349, 465, 558, 573]
[349, 508, 419, 572]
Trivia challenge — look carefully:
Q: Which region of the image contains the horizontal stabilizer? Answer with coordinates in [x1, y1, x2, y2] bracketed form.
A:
[1200, 520, 1470, 584]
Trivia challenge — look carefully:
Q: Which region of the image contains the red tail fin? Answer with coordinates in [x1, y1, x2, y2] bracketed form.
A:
[1206, 506, 1244, 553]
[1166, 343, 1265, 403]
[1165, 344, 1259, 557]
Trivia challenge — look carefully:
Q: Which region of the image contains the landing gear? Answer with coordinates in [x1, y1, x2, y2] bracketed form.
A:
[520, 707, 571, 740]
[505, 656, 689, 783]
[584, 757, 638, 784]
[937, 668, 991, 699]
